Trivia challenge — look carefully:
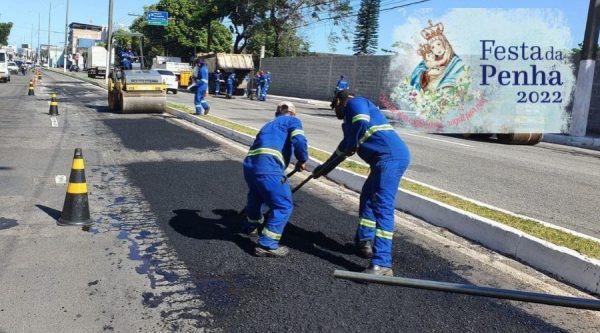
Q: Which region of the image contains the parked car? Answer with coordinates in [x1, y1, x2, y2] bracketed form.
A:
[7, 61, 19, 74]
[156, 69, 178, 94]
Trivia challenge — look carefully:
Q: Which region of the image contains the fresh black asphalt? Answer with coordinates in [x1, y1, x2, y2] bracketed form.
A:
[36, 71, 567, 332]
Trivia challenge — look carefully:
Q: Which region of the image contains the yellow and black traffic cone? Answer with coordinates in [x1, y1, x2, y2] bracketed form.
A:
[37, 70, 42, 81]
[28, 80, 35, 96]
[58, 148, 92, 226]
[49, 93, 59, 115]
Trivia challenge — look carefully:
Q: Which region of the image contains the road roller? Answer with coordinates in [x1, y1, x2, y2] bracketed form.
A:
[107, 31, 167, 113]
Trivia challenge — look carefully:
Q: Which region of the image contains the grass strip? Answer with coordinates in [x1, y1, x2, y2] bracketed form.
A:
[167, 102, 600, 259]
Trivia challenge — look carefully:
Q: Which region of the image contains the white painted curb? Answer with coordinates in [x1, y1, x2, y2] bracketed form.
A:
[167, 106, 600, 295]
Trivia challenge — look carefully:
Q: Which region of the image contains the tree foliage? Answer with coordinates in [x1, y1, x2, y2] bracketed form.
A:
[130, 0, 231, 62]
[353, 0, 380, 55]
[0, 22, 13, 46]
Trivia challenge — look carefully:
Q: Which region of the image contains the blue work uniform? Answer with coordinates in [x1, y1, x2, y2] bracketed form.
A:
[214, 72, 222, 96]
[121, 50, 135, 70]
[325, 97, 410, 267]
[194, 64, 209, 115]
[226, 73, 236, 97]
[243, 115, 309, 250]
[254, 74, 262, 99]
[335, 79, 349, 93]
[259, 73, 270, 101]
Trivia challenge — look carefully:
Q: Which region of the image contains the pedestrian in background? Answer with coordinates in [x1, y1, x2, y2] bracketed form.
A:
[314, 90, 410, 276]
[242, 101, 308, 257]
[254, 71, 263, 100]
[331, 75, 349, 109]
[259, 71, 271, 101]
[193, 60, 210, 115]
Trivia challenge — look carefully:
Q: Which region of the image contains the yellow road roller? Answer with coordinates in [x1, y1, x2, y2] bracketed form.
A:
[107, 31, 167, 113]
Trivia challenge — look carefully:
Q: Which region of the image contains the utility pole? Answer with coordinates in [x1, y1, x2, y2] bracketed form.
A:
[63, 0, 69, 72]
[37, 13, 41, 64]
[105, 0, 113, 85]
[571, 0, 600, 137]
[47, 1, 51, 66]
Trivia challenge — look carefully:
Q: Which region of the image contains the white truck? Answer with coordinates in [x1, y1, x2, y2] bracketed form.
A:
[151, 56, 192, 78]
[86, 46, 108, 78]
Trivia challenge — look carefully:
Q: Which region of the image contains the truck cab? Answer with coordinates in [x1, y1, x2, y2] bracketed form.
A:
[0, 50, 11, 83]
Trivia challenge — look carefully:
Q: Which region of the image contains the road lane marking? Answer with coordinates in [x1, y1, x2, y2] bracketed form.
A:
[399, 131, 474, 147]
[50, 117, 58, 127]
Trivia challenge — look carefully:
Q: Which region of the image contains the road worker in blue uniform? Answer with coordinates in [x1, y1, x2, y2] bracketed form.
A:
[314, 90, 410, 275]
[193, 60, 210, 115]
[226, 72, 236, 98]
[243, 101, 309, 257]
[213, 70, 222, 96]
[335, 75, 349, 93]
[120, 46, 135, 70]
[259, 71, 271, 101]
[331, 75, 350, 109]
[254, 71, 263, 100]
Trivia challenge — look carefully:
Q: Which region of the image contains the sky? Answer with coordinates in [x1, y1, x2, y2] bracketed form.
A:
[0, 0, 591, 54]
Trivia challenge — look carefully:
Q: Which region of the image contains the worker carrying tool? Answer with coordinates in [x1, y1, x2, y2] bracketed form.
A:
[193, 59, 210, 115]
[242, 101, 309, 257]
[314, 90, 411, 276]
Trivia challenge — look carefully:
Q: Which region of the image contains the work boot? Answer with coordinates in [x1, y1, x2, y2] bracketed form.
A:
[255, 245, 289, 258]
[363, 264, 393, 276]
[204, 106, 210, 115]
[355, 239, 373, 259]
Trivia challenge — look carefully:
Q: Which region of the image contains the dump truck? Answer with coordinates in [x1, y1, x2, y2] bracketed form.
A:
[86, 46, 108, 78]
[195, 53, 254, 95]
[107, 32, 166, 114]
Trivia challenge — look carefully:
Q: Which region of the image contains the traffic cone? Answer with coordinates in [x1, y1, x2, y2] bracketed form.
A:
[58, 148, 92, 226]
[28, 80, 35, 96]
[37, 69, 42, 81]
[49, 93, 59, 115]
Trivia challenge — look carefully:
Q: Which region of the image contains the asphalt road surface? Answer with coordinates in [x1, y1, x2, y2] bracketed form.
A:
[1, 70, 597, 331]
[159, 88, 600, 239]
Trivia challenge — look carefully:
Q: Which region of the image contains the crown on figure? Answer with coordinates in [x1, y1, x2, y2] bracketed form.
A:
[421, 20, 444, 40]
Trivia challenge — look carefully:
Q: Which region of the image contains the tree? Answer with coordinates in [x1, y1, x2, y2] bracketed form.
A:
[222, 0, 351, 56]
[130, 0, 232, 62]
[0, 22, 13, 46]
[353, 0, 380, 55]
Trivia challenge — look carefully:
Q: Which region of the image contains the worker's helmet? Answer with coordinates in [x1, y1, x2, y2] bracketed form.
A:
[276, 101, 296, 116]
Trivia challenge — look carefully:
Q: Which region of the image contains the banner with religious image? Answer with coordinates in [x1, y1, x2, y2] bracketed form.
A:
[384, 8, 576, 134]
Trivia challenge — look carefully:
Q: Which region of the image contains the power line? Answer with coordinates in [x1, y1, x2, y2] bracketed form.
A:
[295, 0, 430, 29]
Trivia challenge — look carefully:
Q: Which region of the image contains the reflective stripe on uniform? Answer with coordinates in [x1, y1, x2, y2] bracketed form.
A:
[262, 227, 281, 240]
[352, 114, 370, 123]
[359, 124, 395, 145]
[247, 148, 285, 166]
[247, 216, 264, 225]
[291, 129, 305, 138]
[359, 218, 376, 229]
[201, 79, 209, 83]
[375, 229, 394, 240]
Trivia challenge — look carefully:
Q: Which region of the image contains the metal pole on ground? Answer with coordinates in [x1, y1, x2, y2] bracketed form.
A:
[571, 0, 600, 137]
[333, 270, 600, 311]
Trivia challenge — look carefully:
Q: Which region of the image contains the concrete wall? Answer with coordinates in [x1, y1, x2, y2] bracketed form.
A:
[264, 55, 600, 135]
[262, 55, 394, 106]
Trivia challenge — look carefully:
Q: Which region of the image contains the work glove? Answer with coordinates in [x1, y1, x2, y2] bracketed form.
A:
[294, 161, 306, 172]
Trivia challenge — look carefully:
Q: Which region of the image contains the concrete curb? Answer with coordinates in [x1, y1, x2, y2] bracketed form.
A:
[166, 106, 600, 295]
[542, 133, 600, 151]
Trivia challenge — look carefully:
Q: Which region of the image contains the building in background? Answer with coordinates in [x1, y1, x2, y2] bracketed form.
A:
[68, 23, 105, 55]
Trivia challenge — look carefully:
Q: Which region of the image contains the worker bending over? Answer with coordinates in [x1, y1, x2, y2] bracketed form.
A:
[243, 101, 308, 257]
[314, 90, 410, 276]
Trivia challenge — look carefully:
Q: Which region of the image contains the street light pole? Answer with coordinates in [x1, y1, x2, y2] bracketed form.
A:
[105, 0, 113, 85]
[63, 0, 69, 72]
[37, 13, 41, 64]
[47, 1, 51, 66]
[571, 0, 600, 137]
